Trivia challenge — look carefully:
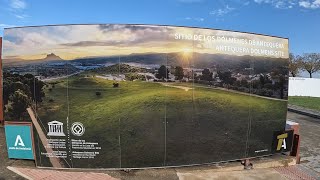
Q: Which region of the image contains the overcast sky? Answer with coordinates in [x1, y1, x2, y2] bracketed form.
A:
[3, 24, 289, 60]
[0, 0, 319, 56]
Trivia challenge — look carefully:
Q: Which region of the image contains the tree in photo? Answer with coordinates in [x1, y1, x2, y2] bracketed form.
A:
[288, 53, 301, 77]
[3, 76, 31, 109]
[270, 68, 287, 99]
[3, 73, 46, 119]
[259, 74, 266, 86]
[240, 79, 249, 88]
[8, 90, 31, 120]
[259, 74, 271, 88]
[299, 53, 320, 78]
[201, 68, 213, 82]
[156, 65, 169, 80]
[174, 66, 184, 81]
[23, 74, 46, 102]
[217, 71, 236, 85]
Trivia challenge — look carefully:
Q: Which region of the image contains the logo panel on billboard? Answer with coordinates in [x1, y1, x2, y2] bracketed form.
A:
[5, 123, 35, 160]
[272, 130, 294, 153]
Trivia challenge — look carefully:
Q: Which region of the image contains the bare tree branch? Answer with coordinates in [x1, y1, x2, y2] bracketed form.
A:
[298, 53, 320, 78]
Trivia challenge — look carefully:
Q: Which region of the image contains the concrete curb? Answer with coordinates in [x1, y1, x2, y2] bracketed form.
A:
[288, 105, 320, 119]
[167, 154, 296, 173]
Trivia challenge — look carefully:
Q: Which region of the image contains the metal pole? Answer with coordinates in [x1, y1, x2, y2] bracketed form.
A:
[0, 37, 3, 125]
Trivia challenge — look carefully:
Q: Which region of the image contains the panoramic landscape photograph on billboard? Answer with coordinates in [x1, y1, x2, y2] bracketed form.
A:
[2, 24, 289, 168]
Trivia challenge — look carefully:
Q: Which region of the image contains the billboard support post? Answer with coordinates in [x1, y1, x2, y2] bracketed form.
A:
[0, 37, 3, 126]
[286, 121, 301, 163]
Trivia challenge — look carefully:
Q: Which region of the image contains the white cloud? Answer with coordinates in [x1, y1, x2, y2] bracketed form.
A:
[299, 1, 309, 7]
[0, 24, 16, 28]
[3, 25, 174, 59]
[10, 0, 26, 10]
[6, 0, 30, 20]
[254, 0, 296, 9]
[299, 0, 320, 9]
[210, 5, 235, 16]
[14, 14, 29, 19]
[253, 0, 320, 9]
[184, 17, 205, 21]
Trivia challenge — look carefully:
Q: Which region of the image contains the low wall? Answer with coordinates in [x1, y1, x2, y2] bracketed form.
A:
[289, 77, 320, 97]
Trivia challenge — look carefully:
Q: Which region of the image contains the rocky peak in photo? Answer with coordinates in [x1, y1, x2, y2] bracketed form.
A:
[43, 53, 63, 61]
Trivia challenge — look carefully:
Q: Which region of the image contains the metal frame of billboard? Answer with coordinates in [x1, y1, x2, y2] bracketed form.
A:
[0, 37, 3, 126]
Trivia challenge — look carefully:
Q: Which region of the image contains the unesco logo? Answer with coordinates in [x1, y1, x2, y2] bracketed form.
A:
[71, 122, 85, 136]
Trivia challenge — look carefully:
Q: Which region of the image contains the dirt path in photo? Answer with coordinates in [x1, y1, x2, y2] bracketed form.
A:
[160, 83, 193, 91]
[202, 86, 288, 102]
[42, 71, 83, 82]
[160, 82, 287, 102]
[27, 107, 63, 168]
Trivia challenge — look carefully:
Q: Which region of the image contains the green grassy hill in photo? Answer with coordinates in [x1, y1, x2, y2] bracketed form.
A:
[36, 73, 287, 168]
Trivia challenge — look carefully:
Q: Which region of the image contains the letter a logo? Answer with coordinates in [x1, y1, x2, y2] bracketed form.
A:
[14, 135, 25, 147]
[276, 133, 287, 151]
[281, 139, 286, 149]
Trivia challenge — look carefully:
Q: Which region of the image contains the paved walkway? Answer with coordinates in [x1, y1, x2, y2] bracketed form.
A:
[6, 164, 318, 180]
[7, 166, 118, 180]
[274, 165, 318, 180]
[177, 165, 317, 180]
[288, 104, 320, 119]
[287, 111, 320, 174]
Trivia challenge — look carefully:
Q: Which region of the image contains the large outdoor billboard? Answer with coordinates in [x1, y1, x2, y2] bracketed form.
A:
[2, 24, 289, 168]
